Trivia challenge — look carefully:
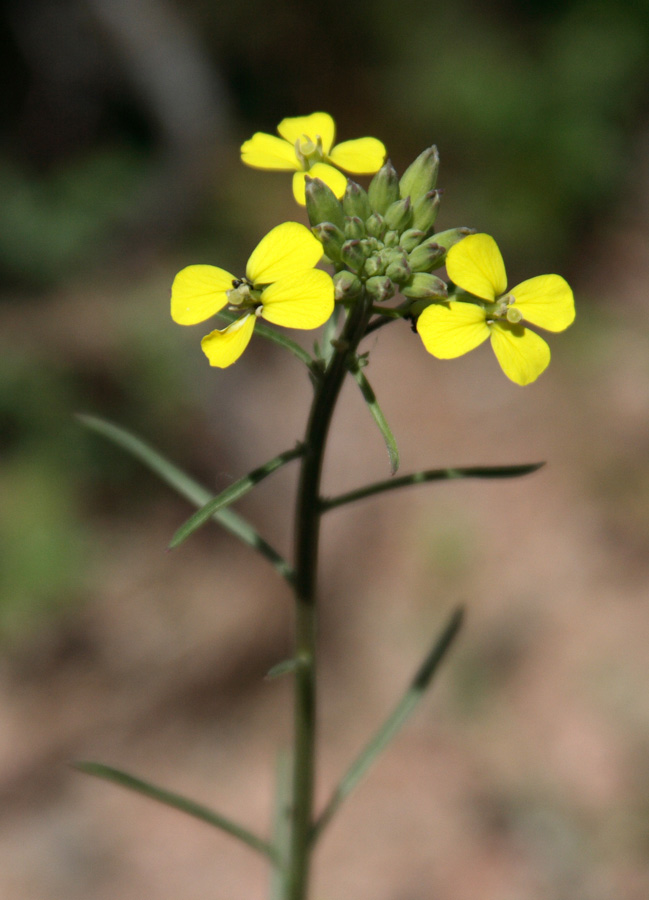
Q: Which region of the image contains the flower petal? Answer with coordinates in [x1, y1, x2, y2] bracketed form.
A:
[446, 233, 507, 301]
[489, 321, 550, 385]
[240, 132, 300, 170]
[417, 300, 490, 358]
[277, 113, 336, 155]
[171, 265, 233, 325]
[200, 314, 256, 368]
[328, 137, 386, 173]
[510, 274, 575, 332]
[246, 222, 323, 285]
[292, 164, 348, 204]
[260, 269, 334, 329]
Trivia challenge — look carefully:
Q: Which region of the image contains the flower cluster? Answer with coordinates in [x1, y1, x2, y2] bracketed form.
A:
[241, 112, 386, 205]
[171, 112, 574, 381]
[171, 222, 333, 368]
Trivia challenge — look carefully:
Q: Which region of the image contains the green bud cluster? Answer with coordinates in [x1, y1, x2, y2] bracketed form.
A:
[304, 151, 474, 307]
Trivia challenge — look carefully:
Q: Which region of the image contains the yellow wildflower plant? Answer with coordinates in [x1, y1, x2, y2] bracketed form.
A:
[171, 222, 334, 368]
[240, 112, 386, 205]
[416, 233, 575, 385]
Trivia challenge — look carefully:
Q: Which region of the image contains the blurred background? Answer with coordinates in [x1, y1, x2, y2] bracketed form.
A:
[1, 0, 649, 897]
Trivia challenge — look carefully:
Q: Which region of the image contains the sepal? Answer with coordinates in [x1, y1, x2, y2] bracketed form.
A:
[312, 222, 345, 263]
[342, 180, 372, 220]
[368, 160, 400, 215]
[344, 216, 366, 240]
[399, 146, 440, 203]
[366, 213, 386, 240]
[411, 190, 441, 233]
[333, 270, 363, 301]
[365, 275, 396, 303]
[340, 239, 366, 273]
[399, 229, 426, 253]
[305, 177, 345, 230]
[402, 272, 448, 299]
[383, 197, 413, 233]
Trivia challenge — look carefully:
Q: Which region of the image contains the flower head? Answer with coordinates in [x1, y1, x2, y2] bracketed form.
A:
[241, 112, 386, 205]
[171, 222, 334, 368]
[416, 233, 575, 385]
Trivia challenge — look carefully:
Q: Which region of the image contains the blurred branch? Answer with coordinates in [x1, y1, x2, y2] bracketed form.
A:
[85, 0, 233, 240]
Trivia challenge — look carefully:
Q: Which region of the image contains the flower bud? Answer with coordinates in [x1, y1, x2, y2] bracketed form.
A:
[383, 230, 399, 248]
[429, 227, 475, 251]
[411, 190, 441, 233]
[363, 253, 385, 278]
[305, 177, 345, 230]
[407, 238, 445, 273]
[399, 229, 426, 253]
[340, 239, 366, 273]
[383, 197, 413, 233]
[344, 216, 365, 240]
[312, 222, 345, 263]
[385, 257, 412, 286]
[343, 180, 372, 220]
[368, 160, 400, 215]
[365, 276, 396, 303]
[333, 270, 362, 301]
[399, 146, 440, 203]
[382, 247, 406, 267]
[402, 272, 448, 299]
[365, 213, 386, 240]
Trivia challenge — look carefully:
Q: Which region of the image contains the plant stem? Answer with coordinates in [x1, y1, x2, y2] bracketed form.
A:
[285, 291, 373, 900]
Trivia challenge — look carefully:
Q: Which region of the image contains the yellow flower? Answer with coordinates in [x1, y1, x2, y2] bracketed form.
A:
[171, 222, 334, 368]
[240, 112, 386, 205]
[416, 233, 575, 385]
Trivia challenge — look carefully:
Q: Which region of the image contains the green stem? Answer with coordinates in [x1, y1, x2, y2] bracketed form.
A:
[286, 290, 373, 900]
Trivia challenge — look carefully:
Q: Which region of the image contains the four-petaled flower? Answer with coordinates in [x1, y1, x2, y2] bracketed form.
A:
[416, 233, 575, 385]
[171, 222, 334, 368]
[240, 112, 386, 206]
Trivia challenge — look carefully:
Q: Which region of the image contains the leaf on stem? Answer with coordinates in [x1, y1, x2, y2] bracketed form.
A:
[74, 761, 279, 862]
[169, 444, 304, 549]
[265, 658, 299, 680]
[76, 414, 294, 582]
[321, 461, 545, 512]
[311, 607, 464, 842]
[350, 365, 400, 474]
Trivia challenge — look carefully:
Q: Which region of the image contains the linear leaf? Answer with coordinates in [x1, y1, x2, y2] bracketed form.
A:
[74, 761, 278, 862]
[77, 414, 294, 583]
[311, 607, 464, 842]
[321, 462, 545, 512]
[169, 444, 304, 549]
[351, 366, 399, 474]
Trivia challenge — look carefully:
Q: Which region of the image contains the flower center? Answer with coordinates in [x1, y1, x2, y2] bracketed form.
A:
[294, 133, 324, 170]
[227, 278, 260, 310]
[486, 292, 522, 324]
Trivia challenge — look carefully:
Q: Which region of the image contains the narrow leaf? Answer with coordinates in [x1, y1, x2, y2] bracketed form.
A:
[74, 761, 278, 862]
[321, 462, 545, 512]
[351, 366, 400, 474]
[265, 659, 298, 680]
[311, 607, 464, 842]
[77, 414, 294, 583]
[169, 444, 304, 549]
